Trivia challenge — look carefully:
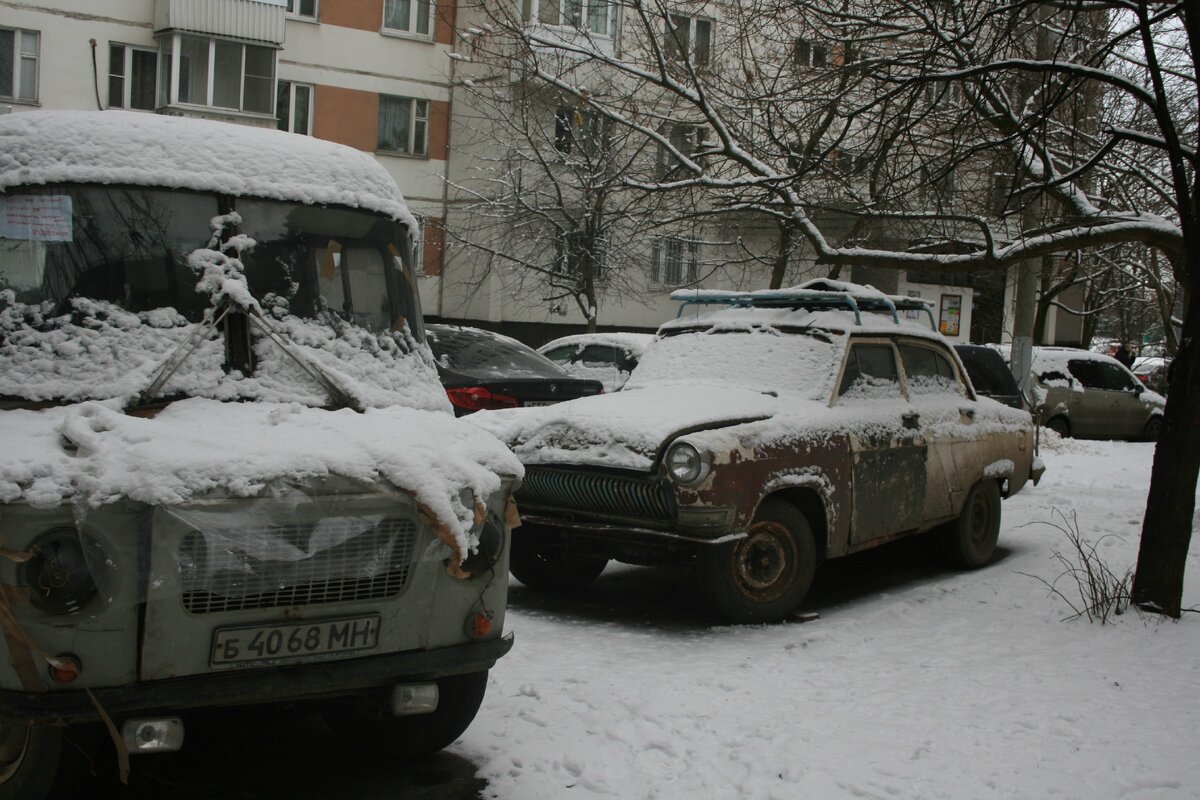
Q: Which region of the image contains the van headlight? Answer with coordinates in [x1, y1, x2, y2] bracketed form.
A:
[460, 519, 505, 577]
[21, 529, 100, 615]
[665, 441, 710, 486]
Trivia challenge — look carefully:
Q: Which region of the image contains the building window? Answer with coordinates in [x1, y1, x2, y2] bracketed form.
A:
[664, 15, 711, 67]
[159, 34, 275, 114]
[286, 0, 318, 19]
[793, 38, 827, 68]
[378, 95, 429, 156]
[0, 28, 39, 103]
[276, 81, 313, 134]
[554, 106, 610, 157]
[650, 236, 699, 286]
[657, 124, 708, 179]
[383, 0, 433, 37]
[108, 44, 158, 111]
[525, 0, 619, 37]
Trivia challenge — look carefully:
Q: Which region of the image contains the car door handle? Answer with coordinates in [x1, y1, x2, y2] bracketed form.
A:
[902, 411, 920, 429]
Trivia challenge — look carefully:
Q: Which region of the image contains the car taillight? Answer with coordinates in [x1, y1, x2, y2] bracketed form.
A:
[446, 386, 520, 412]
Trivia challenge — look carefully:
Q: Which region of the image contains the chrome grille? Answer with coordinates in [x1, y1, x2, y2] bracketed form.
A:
[179, 517, 418, 614]
[517, 466, 676, 521]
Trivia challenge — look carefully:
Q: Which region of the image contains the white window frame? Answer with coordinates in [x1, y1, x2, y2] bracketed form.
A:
[157, 33, 276, 116]
[664, 14, 712, 67]
[377, 94, 429, 157]
[383, 0, 434, 39]
[0, 27, 39, 103]
[285, 0, 318, 20]
[276, 80, 313, 135]
[107, 43, 159, 111]
[525, 0, 619, 38]
[650, 236, 699, 286]
[656, 123, 707, 178]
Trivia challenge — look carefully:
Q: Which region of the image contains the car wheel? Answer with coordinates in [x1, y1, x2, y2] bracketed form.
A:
[1143, 416, 1163, 442]
[700, 499, 816, 624]
[941, 480, 1002, 569]
[1044, 416, 1070, 438]
[508, 526, 608, 592]
[0, 721, 94, 800]
[324, 671, 490, 758]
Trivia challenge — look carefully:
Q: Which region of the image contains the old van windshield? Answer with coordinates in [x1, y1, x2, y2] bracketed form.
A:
[0, 186, 417, 332]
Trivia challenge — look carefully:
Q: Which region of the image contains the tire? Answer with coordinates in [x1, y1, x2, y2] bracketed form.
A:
[324, 671, 490, 758]
[0, 722, 65, 800]
[508, 526, 607, 592]
[1143, 416, 1163, 442]
[1044, 416, 1070, 438]
[941, 480, 1002, 569]
[700, 499, 817, 624]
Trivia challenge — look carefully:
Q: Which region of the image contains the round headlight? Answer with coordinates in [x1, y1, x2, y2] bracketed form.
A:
[665, 441, 707, 485]
[21, 529, 99, 615]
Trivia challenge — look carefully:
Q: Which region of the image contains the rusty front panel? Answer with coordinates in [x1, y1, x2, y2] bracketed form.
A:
[677, 432, 854, 557]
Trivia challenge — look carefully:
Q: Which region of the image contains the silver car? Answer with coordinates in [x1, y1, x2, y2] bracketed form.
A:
[1031, 347, 1165, 440]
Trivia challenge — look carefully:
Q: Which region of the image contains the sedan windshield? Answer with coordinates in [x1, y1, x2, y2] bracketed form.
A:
[625, 325, 841, 401]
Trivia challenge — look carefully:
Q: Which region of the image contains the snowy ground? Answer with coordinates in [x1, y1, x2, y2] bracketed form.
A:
[458, 436, 1200, 800]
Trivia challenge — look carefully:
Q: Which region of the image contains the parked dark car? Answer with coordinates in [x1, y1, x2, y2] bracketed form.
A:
[954, 344, 1025, 409]
[426, 324, 603, 415]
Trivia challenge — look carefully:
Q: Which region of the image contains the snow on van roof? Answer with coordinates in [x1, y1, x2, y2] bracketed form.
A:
[0, 111, 416, 230]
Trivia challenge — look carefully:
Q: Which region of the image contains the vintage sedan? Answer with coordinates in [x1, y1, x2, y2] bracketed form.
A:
[475, 280, 1043, 623]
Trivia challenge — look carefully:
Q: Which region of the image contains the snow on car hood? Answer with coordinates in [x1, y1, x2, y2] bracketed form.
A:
[0, 398, 523, 555]
[469, 384, 781, 471]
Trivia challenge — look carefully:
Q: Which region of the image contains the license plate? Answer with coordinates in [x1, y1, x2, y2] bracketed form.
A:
[524, 400, 557, 407]
[210, 615, 380, 667]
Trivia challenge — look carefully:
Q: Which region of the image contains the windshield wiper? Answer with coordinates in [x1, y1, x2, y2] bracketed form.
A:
[131, 301, 362, 413]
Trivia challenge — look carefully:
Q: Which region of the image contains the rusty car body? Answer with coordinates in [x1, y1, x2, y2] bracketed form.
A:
[476, 280, 1043, 623]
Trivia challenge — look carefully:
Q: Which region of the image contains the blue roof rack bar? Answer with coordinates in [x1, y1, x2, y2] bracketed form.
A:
[671, 287, 934, 328]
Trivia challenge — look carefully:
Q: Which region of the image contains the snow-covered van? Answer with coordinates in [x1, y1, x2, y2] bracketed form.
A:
[0, 111, 521, 796]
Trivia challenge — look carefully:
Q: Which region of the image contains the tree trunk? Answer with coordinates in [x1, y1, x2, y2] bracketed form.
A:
[769, 219, 794, 290]
[1132, 294, 1199, 617]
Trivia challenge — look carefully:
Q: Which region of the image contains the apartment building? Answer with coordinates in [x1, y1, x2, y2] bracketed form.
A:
[1, 0, 974, 341]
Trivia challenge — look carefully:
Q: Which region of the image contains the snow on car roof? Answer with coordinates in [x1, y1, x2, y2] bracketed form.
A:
[0, 111, 416, 230]
[1031, 346, 1127, 373]
[663, 279, 941, 338]
[538, 332, 657, 355]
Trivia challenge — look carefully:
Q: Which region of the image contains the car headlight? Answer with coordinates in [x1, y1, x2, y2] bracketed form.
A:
[665, 441, 710, 486]
[21, 528, 100, 615]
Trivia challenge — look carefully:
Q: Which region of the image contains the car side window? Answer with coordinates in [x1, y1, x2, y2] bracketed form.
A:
[1067, 360, 1105, 389]
[1098, 362, 1139, 392]
[578, 345, 619, 366]
[541, 346, 575, 364]
[839, 343, 901, 398]
[899, 344, 963, 396]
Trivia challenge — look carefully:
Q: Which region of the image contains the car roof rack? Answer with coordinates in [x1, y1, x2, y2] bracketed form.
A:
[670, 279, 937, 329]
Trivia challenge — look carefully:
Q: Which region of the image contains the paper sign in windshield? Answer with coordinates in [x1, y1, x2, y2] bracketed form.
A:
[0, 195, 73, 242]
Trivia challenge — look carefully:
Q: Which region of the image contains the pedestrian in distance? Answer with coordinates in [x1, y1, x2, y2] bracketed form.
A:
[1115, 342, 1136, 369]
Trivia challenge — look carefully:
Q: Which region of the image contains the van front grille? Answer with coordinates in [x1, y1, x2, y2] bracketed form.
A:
[179, 517, 417, 614]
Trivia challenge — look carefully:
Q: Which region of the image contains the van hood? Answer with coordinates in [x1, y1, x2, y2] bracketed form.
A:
[468, 384, 781, 472]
